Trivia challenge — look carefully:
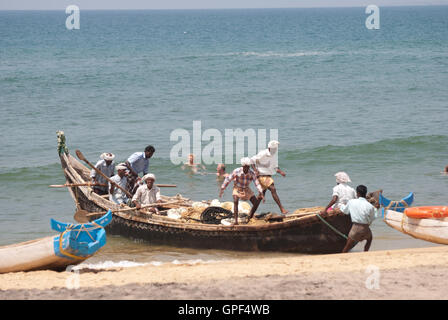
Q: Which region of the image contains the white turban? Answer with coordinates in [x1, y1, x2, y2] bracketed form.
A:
[268, 140, 279, 149]
[240, 157, 252, 166]
[142, 173, 156, 181]
[335, 172, 351, 184]
[116, 164, 127, 171]
[101, 153, 115, 161]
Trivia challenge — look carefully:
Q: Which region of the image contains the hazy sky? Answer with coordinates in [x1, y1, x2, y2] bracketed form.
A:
[1, 0, 448, 10]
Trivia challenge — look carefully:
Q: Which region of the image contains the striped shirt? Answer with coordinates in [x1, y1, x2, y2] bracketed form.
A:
[221, 167, 263, 194]
[127, 152, 149, 175]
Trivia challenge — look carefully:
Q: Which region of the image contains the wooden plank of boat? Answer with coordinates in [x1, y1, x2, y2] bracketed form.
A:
[56, 131, 353, 254]
[0, 212, 112, 273]
[384, 209, 448, 245]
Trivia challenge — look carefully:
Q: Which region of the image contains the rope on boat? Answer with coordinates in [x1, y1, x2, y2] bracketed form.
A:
[385, 200, 409, 211]
[59, 223, 104, 260]
[316, 213, 348, 240]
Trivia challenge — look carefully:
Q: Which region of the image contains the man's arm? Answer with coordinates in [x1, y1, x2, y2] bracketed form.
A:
[340, 201, 351, 215]
[131, 188, 141, 209]
[321, 195, 338, 214]
[125, 161, 138, 177]
[276, 167, 286, 177]
[253, 177, 264, 200]
[219, 171, 235, 197]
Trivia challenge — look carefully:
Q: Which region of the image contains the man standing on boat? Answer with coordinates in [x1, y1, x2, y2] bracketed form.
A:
[109, 163, 129, 205]
[132, 173, 162, 213]
[125, 145, 155, 193]
[340, 185, 380, 253]
[90, 152, 115, 195]
[250, 140, 289, 215]
[219, 157, 264, 225]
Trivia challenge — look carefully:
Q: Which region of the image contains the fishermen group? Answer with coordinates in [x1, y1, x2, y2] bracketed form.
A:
[90, 145, 163, 213]
[219, 141, 380, 252]
[90, 140, 379, 252]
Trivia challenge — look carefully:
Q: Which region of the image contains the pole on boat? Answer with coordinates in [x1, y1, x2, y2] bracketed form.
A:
[73, 200, 187, 223]
[50, 183, 176, 188]
[49, 183, 108, 188]
[75, 149, 133, 199]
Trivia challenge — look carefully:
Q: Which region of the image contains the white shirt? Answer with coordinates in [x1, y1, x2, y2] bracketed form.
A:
[250, 149, 278, 176]
[132, 184, 161, 205]
[332, 183, 356, 209]
[341, 197, 379, 225]
[109, 174, 128, 204]
[90, 159, 115, 186]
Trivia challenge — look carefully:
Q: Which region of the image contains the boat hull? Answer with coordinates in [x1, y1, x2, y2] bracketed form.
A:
[106, 211, 352, 253]
[57, 134, 353, 254]
[384, 209, 448, 245]
[0, 236, 85, 273]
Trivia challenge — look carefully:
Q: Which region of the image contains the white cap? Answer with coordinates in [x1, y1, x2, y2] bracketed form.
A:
[116, 164, 127, 171]
[240, 157, 252, 166]
[142, 173, 156, 181]
[101, 153, 115, 161]
[335, 172, 351, 184]
[268, 140, 279, 149]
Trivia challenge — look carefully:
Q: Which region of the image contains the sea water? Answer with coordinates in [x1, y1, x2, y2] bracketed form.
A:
[1, 7, 448, 263]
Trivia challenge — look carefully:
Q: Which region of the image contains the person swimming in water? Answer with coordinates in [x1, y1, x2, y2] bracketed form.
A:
[181, 154, 206, 175]
[216, 163, 229, 181]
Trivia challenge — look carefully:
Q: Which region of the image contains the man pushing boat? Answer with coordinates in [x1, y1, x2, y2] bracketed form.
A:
[250, 140, 289, 215]
[219, 158, 264, 225]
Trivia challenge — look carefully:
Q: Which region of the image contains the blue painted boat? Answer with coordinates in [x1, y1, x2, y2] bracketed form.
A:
[379, 192, 414, 216]
[0, 211, 112, 273]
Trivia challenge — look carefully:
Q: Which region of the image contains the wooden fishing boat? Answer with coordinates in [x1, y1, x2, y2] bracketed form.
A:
[0, 211, 112, 273]
[383, 209, 448, 245]
[56, 131, 353, 254]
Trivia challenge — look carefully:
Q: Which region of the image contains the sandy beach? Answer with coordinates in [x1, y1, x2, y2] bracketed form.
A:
[1, 245, 448, 300]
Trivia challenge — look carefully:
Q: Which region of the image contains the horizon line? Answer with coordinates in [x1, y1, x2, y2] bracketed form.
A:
[1, 4, 448, 11]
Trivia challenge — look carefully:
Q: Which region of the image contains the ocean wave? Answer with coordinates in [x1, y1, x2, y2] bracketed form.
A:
[175, 50, 332, 60]
[283, 135, 448, 164]
[72, 259, 219, 271]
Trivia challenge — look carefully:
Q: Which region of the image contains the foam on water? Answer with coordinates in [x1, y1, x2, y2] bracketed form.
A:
[73, 259, 219, 271]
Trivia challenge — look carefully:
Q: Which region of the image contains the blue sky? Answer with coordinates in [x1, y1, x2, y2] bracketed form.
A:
[1, 0, 448, 10]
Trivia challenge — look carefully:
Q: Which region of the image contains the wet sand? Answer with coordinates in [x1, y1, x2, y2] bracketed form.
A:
[1, 246, 448, 300]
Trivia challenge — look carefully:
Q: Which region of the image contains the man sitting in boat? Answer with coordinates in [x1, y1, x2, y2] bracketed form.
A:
[109, 163, 129, 205]
[219, 157, 264, 225]
[90, 152, 115, 195]
[132, 173, 162, 213]
[321, 172, 356, 214]
[250, 140, 289, 215]
[125, 145, 155, 193]
[340, 185, 380, 253]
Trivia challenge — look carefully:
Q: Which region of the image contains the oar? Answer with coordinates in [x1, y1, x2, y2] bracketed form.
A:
[284, 212, 319, 219]
[74, 200, 186, 223]
[156, 184, 177, 188]
[75, 149, 133, 199]
[49, 183, 108, 188]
